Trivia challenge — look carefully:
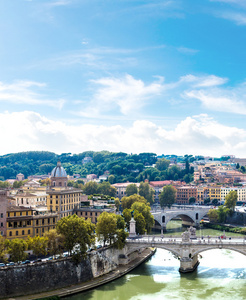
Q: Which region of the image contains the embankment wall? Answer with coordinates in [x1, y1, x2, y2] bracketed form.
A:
[0, 246, 135, 299]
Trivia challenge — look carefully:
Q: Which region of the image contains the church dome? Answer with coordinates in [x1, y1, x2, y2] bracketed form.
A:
[51, 161, 67, 178]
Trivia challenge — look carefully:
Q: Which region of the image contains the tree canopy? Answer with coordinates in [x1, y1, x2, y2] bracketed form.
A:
[224, 191, 237, 211]
[159, 185, 176, 208]
[56, 214, 95, 257]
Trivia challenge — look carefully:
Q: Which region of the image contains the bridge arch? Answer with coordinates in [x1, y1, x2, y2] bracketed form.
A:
[192, 246, 246, 258]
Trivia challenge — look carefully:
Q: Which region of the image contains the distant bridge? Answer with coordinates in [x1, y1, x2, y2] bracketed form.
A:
[151, 206, 210, 233]
[126, 233, 246, 273]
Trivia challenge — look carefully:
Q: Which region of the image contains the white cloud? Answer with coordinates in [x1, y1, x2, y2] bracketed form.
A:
[0, 80, 65, 109]
[73, 73, 246, 117]
[1, 111, 246, 157]
[80, 74, 165, 117]
[179, 74, 228, 87]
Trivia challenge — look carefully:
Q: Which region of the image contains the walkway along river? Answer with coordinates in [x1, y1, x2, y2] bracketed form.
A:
[65, 221, 246, 300]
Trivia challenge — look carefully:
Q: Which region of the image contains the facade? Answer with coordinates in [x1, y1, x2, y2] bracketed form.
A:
[176, 186, 197, 204]
[205, 186, 221, 202]
[149, 181, 172, 202]
[221, 187, 246, 203]
[0, 190, 15, 236]
[6, 206, 58, 240]
[12, 192, 47, 207]
[73, 207, 115, 224]
[46, 188, 82, 219]
[112, 182, 140, 200]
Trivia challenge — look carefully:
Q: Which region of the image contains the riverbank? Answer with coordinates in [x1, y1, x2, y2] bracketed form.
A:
[6, 248, 155, 300]
[201, 222, 246, 235]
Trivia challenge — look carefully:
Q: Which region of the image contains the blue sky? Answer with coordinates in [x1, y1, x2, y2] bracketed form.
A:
[1, 0, 246, 157]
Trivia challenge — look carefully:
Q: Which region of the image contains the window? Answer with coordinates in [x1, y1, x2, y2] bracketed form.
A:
[0, 213, 3, 218]
[22, 230, 24, 235]
[28, 230, 30, 235]
[16, 231, 18, 236]
[9, 231, 12, 236]
[36, 229, 38, 233]
[36, 220, 39, 225]
[0, 223, 3, 227]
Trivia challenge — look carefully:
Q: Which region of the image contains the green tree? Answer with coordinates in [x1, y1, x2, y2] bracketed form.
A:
[139, 182, 154, 205]
[217, 206, 230, 223]
[121, 194, 147, 210]
[133, 211, 146, 235]
[189, 197, 196, 205]
[122, 208, 132, 229]
[98, 181, 116, 197]
[0, 236, 7, 263]
[13, 181, 23, 188]
[56, 214, 95, 257]
[126, 184, 138, 196]
[44, 229, 64, 257]
[225, 191, 237, 211]
[108, 175, 115, 184]
[207, 208, 218, 222]
[96, 212, 118, 246]
[83, 181, 98, 195]
[131, 202, 154, 233]
[27, 236, 48, 258]
[155, 158, 170, 171]
[114, 198, 121, 212]
[7, 239, 28, 263]
[159, 185, 176, 208]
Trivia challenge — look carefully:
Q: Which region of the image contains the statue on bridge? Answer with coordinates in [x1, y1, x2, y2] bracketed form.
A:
[182, 231, 190, 242]
[188, 226, 197, 240]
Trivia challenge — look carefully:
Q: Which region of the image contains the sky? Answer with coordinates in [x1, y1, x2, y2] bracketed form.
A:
[1, 0, 246, 157]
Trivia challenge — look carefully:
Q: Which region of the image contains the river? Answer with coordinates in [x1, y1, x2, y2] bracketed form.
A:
[65, 221, 246, 300]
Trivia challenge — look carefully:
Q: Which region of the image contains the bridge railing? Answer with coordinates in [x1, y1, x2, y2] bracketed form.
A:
[126, 236, 246, 245]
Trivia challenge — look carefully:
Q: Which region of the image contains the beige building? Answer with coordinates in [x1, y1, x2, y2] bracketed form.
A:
[46, 161, 82, 219]
[221, 187, 246, 203]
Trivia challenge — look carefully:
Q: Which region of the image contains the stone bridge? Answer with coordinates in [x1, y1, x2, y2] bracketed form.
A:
[152, 206, 210, 233]
[126, 229, 246, 273]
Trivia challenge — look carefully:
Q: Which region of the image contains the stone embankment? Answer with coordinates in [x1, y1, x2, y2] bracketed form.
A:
[1, 247, 155, 300]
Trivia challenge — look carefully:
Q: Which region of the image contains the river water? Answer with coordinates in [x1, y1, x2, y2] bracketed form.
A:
[65, 221, 246, 300]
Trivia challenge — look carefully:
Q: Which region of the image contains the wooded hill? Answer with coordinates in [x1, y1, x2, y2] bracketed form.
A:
[0, 151, 194, 183]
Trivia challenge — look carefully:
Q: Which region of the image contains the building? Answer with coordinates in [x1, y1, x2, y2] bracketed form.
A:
[73, 207, 115, 224]
[205, 185, 221, 202]
[221, 187, 246, 203]
[176, 186, 197, 204]
[46, 161, 82, 219]
[6, 206, 58, 240]
[11, 191, 47, 207]
[0, 190, 15, 236]
[112, 182, 140, 200]
[16, 173, 24, 181]
[149, 181, 173, 202]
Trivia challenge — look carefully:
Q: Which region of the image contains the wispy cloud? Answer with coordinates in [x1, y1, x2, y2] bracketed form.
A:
[177, 47, 199, 55]
[210, 0, 246, 8]
[219, 12, 246, 25]
[1, 111, 246, 157]
[0, 80, 65, 109]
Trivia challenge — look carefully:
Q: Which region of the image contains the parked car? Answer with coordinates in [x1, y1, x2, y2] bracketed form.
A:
[6, 262, 15, 266]
[96, 245, 103, 249]
[21, 260, 30, 264]
[0, 263, 5, 267]
[33, 258, 42, 263]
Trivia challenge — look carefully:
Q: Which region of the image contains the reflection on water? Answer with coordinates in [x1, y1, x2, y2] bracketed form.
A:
[65, 221, 246, 300]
